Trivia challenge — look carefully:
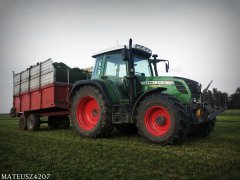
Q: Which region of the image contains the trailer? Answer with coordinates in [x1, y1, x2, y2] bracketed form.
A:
[11, 59, 89, 130]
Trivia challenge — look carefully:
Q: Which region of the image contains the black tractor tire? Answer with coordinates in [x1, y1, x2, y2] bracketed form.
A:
[115, 124, 138, 134]
[27, 114, 40, 131]
[19, 115, 27, 130]
[136, 94, 190, 145]
[59, 115, 70, 129]
[70, 86, 113, 138]
[48, 115, 70, 129]
[48, 116, 58, 129]
[189, 119, 216, 137]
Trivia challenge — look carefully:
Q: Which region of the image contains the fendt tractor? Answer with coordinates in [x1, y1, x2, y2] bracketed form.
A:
[11, 39, 222, 145]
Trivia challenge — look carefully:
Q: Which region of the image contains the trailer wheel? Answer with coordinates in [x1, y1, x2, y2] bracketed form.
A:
[136, 94, 190, 145]
[71, 86, 113, 138]
[27, 114, 40, 131]
[48, 115, 70, 129]
[19, 115, 27, 130]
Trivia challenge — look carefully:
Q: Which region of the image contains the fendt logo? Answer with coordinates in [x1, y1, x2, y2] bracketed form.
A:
[140, 81, 174, 85]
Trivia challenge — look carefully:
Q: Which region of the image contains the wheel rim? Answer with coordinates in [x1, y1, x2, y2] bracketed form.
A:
[28, 118, 33, 129]
[144, 105, 171, 136]
[76, 96, 100, 131]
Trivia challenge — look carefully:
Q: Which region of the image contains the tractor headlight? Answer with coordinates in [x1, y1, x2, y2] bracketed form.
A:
[196, 83, 202, 93]
[192, 97, 197, 103]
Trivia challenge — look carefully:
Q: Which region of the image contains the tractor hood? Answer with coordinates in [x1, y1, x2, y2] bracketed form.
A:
[137, 76, 202, 104]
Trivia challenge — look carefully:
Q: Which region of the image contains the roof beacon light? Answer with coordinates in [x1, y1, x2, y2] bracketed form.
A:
[134, 44, 152, 55]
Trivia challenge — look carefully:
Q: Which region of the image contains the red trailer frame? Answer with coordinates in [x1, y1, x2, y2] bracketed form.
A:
[13, 83, 71, 117]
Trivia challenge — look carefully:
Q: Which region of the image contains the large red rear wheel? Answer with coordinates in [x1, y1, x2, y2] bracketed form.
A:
[71, 86, 113, 138]
[76, 96, 100, 131]
[136, 94, 190, 145]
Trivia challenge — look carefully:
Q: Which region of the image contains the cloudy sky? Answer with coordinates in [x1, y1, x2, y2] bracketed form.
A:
[0, 0, 240, 113]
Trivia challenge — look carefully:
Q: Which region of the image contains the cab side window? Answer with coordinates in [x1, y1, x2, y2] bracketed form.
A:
[92, 55, 104, 79]
[105, 53, 126, 77]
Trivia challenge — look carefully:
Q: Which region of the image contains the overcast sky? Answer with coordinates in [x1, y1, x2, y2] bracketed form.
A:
[0, 0, 240, 113]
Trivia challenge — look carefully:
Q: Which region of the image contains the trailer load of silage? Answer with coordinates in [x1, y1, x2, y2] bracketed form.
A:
[53, 62, 91, 83]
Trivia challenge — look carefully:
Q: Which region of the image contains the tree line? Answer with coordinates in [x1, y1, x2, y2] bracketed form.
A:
[202, 87, 240, 109]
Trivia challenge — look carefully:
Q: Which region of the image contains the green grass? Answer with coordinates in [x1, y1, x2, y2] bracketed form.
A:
[0, 112, 240, 179]
[217, 116, 240, 121]
[220, 109, 240, 116]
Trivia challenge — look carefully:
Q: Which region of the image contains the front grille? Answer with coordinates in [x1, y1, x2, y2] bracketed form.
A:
[173, 77, 201, 99]
[174, 81, 188, 94]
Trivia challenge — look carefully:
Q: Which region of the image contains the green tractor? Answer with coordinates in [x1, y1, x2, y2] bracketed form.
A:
[70, 39, 220, 145]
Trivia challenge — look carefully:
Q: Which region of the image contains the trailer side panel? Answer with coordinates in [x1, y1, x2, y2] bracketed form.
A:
[12, 59, 87, 116]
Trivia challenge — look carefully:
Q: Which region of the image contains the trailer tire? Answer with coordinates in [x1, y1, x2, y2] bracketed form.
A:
[27, 114, 40, 131]
[19, 115, 27, 130]
[136, 94, 190, 145]
[71, 86, 113, 138]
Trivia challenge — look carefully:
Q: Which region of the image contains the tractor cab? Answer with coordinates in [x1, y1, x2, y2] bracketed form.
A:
[92, 43, 170, 78]
[92, 44, 153, 79]
[91, 41, 172, 104]
[91, 44, 153, 101]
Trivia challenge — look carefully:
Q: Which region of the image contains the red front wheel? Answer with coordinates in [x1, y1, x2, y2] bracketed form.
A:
[144, 105, 171, 137]
[136, 94, 190, 145]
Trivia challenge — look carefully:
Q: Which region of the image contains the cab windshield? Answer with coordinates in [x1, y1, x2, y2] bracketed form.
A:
[133, 54, 152, 76]
[92, 52, 152, 79]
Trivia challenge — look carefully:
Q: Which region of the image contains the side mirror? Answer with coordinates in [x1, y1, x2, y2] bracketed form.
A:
[122, 45, 129, 61]
[165, 61, 169, 73]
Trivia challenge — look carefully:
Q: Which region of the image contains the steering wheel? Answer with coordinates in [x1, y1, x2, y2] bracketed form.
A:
[135, 72, 145, 76]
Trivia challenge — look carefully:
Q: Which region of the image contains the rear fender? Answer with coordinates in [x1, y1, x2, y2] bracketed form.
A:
[69, 80, 112, 106]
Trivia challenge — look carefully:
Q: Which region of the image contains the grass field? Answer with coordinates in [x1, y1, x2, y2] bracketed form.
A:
[0, 110, 240, 179]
